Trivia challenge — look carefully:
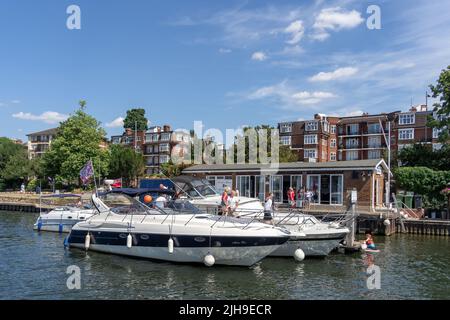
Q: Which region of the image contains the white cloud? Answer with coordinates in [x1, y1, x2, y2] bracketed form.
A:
[247, 80, 336, 108]
[12, 111, 69, 124]
[284, 20, 304, 44]
[11, 100, 20, 104]
[219, 48, 232, 54]
[105, 117, 125, 128]
[309, 67, 358, 82]
[251, 51, 268, 61]
[0, 102, 5, 107]
[312, 7, 364, 40]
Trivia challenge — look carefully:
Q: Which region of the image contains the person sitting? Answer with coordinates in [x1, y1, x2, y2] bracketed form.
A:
[364, 230, 376, 250]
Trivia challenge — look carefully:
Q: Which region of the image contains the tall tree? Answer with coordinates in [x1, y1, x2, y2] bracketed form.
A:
[428, 65, 450, 142]
[0, 138, 33, 190]
[108, 144, 145, 186]
[42, 102, 110, 186]
[123, 108, 148, 131]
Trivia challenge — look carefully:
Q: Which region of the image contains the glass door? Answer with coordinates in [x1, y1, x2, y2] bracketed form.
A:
[237, 176, 251, 197]
[306, 175, 320, 204]
[330, 175, 343, 205]
[290, 175, 303, 200]
[255, 175, 266, 201]
[270, 175, 283, 203]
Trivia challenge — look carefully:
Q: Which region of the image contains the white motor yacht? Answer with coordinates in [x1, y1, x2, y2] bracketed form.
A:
[33, 194, 96, 233]
[67, 192, 291, 267]
[171, 176, 349, 257]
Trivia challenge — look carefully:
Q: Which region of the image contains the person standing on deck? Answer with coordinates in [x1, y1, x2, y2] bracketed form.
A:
[263, 193, 275, 225]
[221, 187, 230, 215]
[287, 187, 296, 209]
[228, 190, 240, 216]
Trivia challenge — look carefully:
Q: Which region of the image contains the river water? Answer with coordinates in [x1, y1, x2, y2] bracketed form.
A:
[0, 211, 449, 300]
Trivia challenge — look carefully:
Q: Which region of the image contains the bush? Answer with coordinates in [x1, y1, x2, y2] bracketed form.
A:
[395, 167, 450, 209]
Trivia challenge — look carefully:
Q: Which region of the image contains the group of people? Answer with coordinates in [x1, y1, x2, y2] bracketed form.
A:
[286, 186, 317, 210]
[220, 187, 240, 216]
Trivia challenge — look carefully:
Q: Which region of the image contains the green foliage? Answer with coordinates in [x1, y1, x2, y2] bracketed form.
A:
[395, 166, 450, 209]
[398, 144, 450, 170]
[279, 145, 299, 162]
[123, 108, 148, 131]
[230, 125, 298, 163]
[42, 104, 110, 186]
[428, 65, 450, 142]
[0, 138, 38, 190]
[160, 161, 191, 177]
[108, 144, 145, 186]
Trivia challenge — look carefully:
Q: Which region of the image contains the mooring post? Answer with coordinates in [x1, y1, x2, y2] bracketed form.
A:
[345, 188, 357, 247]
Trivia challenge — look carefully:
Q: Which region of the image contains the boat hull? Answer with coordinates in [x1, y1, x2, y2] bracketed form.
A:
[68, 229, 288, 267]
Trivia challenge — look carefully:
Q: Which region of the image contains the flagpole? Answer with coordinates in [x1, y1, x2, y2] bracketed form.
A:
[91, 158, 98, 196]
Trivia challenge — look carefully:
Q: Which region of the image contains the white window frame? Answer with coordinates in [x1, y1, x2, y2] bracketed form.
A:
[280, 123, 292, 133]
[346, 150, 359, 161]
[398, 128, 414, 140]
[305, 121, 318, 131]
[304, 148, 317, 159]
[368, 150, 381, 159]
[304, 134, 317, 145]
[330, 139, 336, 148]
[399, 113, 415, 125]
[330, 152, 336, 161]
[159, 143, 170, 152]
[331, 125, 336, 134]
[280, 136, 292, 146]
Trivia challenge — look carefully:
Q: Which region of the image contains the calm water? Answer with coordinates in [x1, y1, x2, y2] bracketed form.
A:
[0, 211, 449, 300]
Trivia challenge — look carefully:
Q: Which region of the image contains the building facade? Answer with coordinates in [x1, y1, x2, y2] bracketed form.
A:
[183, 159, 388, 212]
[279, 105, 442, 163]
[111, 125, 191, 175]
[26, 128, 58, 159]
[279, 114, 339, 163]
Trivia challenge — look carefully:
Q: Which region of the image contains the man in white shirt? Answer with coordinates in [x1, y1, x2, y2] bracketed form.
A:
[263, 193, 274, 225]
[228, 190, 239, 216]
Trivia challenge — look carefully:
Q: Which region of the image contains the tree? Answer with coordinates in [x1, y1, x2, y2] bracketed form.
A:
[160, 161, 192, 177]
[0, 138, 31, 190]
[428, 65, 450, 142]
[109, 144, 145, 186]
[398, 144, 450, 171]
[42, 102, 110, 187]
[395, 166, 450, 209]
[230, 125, 298, 163]
[123, 108, 148, 131]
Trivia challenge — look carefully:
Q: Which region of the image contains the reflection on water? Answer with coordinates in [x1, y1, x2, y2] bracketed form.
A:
[0, 211, 449, 299]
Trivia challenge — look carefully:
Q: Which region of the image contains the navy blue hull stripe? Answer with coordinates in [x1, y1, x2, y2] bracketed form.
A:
[68, 230, 289, 248]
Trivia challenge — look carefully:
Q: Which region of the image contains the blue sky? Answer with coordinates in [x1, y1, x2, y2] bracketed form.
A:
[1, 0, 449, 141]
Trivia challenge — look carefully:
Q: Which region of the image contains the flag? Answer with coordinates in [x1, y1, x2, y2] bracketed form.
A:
[111, 178, 122, 188]
[80, 160, 94, 185]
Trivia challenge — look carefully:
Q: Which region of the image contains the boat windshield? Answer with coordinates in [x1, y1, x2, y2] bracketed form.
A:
[97, 193, 155, 215]
[176, 179, 219, 198]
[96, 193, 204, 216]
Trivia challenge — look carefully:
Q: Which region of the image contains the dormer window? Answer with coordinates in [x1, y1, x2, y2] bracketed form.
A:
[399, 113, 415, 125]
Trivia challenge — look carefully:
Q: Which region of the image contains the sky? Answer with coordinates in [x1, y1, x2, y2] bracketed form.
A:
[1, 0, 450, 142]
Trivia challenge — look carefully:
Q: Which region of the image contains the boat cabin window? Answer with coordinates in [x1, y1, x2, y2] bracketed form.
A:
[176, 179, 219, 198]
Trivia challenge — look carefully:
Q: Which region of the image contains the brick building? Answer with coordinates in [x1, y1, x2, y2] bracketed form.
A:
[279, 105, 442, 163]
[279, 114, 339, 162]
[111, 125, 191, 175]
